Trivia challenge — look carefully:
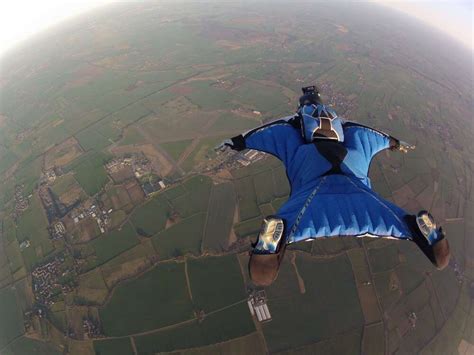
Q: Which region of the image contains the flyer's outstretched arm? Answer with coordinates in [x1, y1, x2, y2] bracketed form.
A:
[342, 121, 415, 180]
[218, 116, 305, 169]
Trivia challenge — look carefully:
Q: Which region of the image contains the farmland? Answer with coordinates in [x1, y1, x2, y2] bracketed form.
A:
[152, 213, 206, 260]
[0, 1, 471, 353]
[133, 302, 255, 354]
[263, 253, 364, 352]
[130, 195, 170, 236]
[1, 337, 61, 355]
[93, 338, 133, 355]
[0, 288, 24, 349]
[202, 183, 236, 252]
[187, 254, 246, 312]
[99, 261, 193, 336]
[89, 222, 139, 267]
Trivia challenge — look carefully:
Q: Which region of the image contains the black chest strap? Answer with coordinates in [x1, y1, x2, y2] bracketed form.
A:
[314, 140, 348, 175]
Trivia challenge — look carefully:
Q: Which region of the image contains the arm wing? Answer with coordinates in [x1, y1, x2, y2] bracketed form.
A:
[230, 116, 304, 168]
[343, 121, 399, 161]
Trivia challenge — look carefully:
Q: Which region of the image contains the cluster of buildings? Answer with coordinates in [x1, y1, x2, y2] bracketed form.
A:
[236, 149, 265, 167]
[105, 156, 133, 174]
[408, 311, 417, 328]
[230, 107, 262, 117]
[41, 169, 57, 184]
[450, 257, 464, 284]
[211, 79, 235, 90]
[105, 154, 152, 179]
[83, 317, 103, 339]
[14, 185, 29, 214]
[19, 240, 30, 250]
[32, 256, 74, 306]
[247, 290, 272, 323]
[105, 154, 166, 197]
[142, 179, 166, 197]
[318, 82, 357, 116]
[71, 203, 112, 234]
[202, 148, 266, 175]
[50, 221, 66, 240]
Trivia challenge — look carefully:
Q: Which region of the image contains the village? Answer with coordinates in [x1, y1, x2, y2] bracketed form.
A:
[104, 153, 166, 196]
[31, 254, 75, 306]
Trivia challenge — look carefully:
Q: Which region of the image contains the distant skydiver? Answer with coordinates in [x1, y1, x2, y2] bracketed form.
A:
[217, 85, 450, 287]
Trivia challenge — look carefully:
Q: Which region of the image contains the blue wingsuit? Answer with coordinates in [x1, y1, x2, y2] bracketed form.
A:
[230, 114, 416, 245]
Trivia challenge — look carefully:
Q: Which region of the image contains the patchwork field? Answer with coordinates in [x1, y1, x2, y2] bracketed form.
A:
[187, 254, 246, 313]
[0, 287, 24, 349]
[130, 194, 171, 236]
[153, 213, 206, 260]
[89, 221, 139, 267]
[99, 261, 193, 336]
[263, 253, 364, 352]
[0, 1, 472, 353]
[202, 182, 236, 252]
[16, 194, 54, 269]
[1, 337, 61, 355]
[93, 338, 134, 355]
[133, 302, 255, 354]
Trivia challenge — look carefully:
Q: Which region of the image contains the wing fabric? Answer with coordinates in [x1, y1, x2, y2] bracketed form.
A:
[341, 123, 393, 186]
[276, 175, 414, 243]
[239, 116, 305, 168]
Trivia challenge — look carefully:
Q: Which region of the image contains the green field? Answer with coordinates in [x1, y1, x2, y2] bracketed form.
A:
[75, 126, 112, 152]
[185, 81, 234, 111]
[233, 81, 288, 116]
[152, 213, 206, 260]
[210, 112, 258, 133]
[14, 156, 43, 194]
[130, 194, 171, 236]
[99, 261, 193, 336]
[187, 254, 246, 313]
[0, 150, 18, 175]
[0, 287, 24, 348]
[5, 240, 24, 274]
[180, 136, 225, 172]
[311, 237, 359, 256]
[1, 337, 61, 355]
[169, 176, 212, 218]
[16, 194, 54, 269]
[373, 271, 403, 311]
[234, 216, 262, 239]
[67, 151, 110, 196]
[362, 323, 385, 355]
[202, 183, 236, 252]
[263, 253, 364, 352]
[133, 302, 255, 354]
[75, 267, 109, 305]
[50, 173, 81, 197]
[93, 338, 134, 355]
[169, 332, 266, 355]
[90, 221, 139, 266]
[277, 329, 362, 355]
[117, 126, 143, 146]
[100, 243, 156, 287]
[160, 139, 193, 161]
[254, 169, 275, 204]
[367, 245, 400, 273]
[272, 165, 290, 197]
[234, 176, 260, 221]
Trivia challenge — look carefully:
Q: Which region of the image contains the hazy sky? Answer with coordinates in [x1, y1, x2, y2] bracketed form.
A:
[374, 0, 472, 50]
[0, 0, 472, 56]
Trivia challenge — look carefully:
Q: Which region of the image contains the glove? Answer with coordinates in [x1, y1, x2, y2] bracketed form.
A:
[214, 139, 234, 153]
[398, 141, 416, 153]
